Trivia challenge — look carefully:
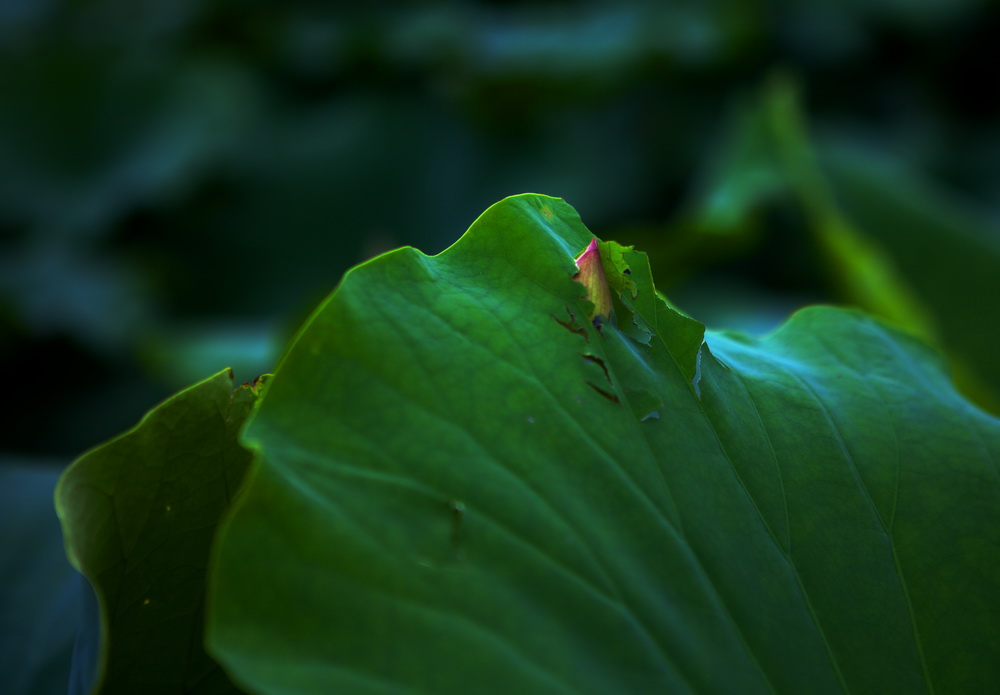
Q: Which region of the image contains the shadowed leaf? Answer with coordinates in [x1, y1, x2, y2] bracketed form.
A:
[56, 369, 264, 695]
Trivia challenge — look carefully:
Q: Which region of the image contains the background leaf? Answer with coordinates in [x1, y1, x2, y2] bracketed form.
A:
[55, 369, 263, 695]
[6, 1, 999, 459]
[0, 461, 83, 695]
[208, 195, 1000, 694]
[820, 142, 1000, 411]
[659, 75, 1000, 411]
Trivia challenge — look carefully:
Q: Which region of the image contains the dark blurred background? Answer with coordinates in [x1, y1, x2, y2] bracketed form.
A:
[3, 2, 1000, 692]
[2, 0, 999, 458]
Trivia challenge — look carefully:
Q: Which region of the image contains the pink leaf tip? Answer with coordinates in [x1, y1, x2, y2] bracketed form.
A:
[573, 238, 612, 321]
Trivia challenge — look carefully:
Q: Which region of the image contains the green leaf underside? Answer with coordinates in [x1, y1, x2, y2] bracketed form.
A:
[209, 195, 1000, 695]
[56, 369, 261, 695]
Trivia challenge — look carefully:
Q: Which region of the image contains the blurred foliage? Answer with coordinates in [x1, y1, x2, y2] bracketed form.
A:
[2, 0, 999, 459]
[0, 462, 81, 695]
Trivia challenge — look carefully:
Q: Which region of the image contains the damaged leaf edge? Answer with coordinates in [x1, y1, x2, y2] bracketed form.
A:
[571, 237, 706, 397]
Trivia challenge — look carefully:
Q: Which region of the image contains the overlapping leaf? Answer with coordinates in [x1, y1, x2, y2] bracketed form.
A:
[56, 370, 264, 695]
[207, 194, 1000, 694]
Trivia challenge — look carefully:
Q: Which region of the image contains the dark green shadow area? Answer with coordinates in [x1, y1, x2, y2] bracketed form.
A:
[56, 370, 265, 695]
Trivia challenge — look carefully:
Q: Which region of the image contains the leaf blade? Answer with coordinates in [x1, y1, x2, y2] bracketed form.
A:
[208, 195, 1000, 695]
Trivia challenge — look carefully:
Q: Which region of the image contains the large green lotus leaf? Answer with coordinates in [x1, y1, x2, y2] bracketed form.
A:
[56, 369, 263, 695]
[209, 194, 1000, 694]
